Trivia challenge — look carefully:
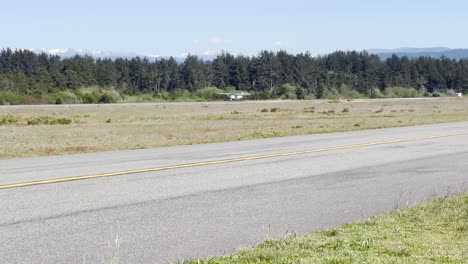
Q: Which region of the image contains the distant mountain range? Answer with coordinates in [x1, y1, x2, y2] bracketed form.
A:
[27, 48, 157, 60]
[18, 47, 468, 61]
[366, 47, 468, 60]
[25, 48, 216, 62]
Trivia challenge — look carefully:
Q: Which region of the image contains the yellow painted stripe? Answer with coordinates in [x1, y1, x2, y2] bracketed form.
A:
[1, 131, 468, 190]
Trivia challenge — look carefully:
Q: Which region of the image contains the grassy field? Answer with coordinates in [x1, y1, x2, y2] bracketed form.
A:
[185, 193, 468, 263]
[0, 97, 467, 159]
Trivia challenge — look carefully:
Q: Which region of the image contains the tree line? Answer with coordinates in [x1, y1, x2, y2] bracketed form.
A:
[1, 48, 467, 103]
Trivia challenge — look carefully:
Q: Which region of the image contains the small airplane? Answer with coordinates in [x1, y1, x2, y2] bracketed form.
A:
[218, 92, 251, 101]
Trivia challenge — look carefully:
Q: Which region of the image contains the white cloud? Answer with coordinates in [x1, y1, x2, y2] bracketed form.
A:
[179, 53, 189, 58]
[193, 39, 200, 44]
[202, 50, 218, 56]
[49, 48, 69, 54]
[273, 41, 289, 47]
[207, 37, 233, 45]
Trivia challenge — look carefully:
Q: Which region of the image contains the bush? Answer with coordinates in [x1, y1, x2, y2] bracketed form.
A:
[82, 93, 98, 104]
[56, 91, 80, 104]
[76, 87, 102, 104]
[385, 87, 423, 98]
[273, 84, 298, 99]
[295, 86, 305, 100]
[98, 93, 116, 104]
[0, 91, 24, 105]
[322, 88, 341, 99]
[194, 87, 224, 100]
[51, 118, 73, 125]
[338, 84, 365, 99]
[249, 91, 272, 100]
[154, 92, 170, 101]
[26, 116, 73, 125]
[368, 88, 385, 98]
[304, 107, 315, 113]
[270, 107, 280, 112]
[0, 115, 18, 125]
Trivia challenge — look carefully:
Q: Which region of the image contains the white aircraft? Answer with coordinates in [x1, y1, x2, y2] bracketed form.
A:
[218, 92, 251, 101]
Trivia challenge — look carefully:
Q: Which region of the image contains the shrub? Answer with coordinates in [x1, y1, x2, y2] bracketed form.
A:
[27, 116, 73, 125]
[51, 118, 72, 125]
[59, 91, 80, 104]
[339, 84, 365, 99]
[249, 91, 272, 100]
[368, 88, 385, 98]
[322, 87, 341, 99]
[273, 84, 298, 99]
[98, 93, 116, 104]
[260, 108, 269, 113]
[0, 115, 18, 125]
[270, 107, 280, 112]
[385, 87, 423, 98]
[0, 91, 24, 105]
[194, 87, 224, 100]
[82, 93, 99, 104]
[304, 107, 315, 113]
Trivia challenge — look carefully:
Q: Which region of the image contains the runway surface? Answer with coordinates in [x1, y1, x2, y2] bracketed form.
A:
[1, 122, 468, 263]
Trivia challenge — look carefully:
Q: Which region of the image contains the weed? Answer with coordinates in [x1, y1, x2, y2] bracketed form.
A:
[63, 146, 89, 152]
[324, 229, 338, 237]
[26, 116, 72, 125]
[0, 115, 18, 125]
[261, 108, 269, 113]
[304, 107, 315, 113]
[341, 108, 349, 113]
[375, 108, 384, 113]
[51, 118, 72, 125]
[106, 118, 112, 123]
[270, 107, 280, 112]
[43, 147, 56, 155]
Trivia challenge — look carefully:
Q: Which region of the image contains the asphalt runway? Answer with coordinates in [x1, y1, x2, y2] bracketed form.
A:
[1, 122, 468, 263]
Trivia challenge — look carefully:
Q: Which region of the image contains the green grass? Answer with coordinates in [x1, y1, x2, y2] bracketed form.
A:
[186, 194, 468, 263]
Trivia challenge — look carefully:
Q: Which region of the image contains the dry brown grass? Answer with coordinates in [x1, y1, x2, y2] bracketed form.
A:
[1, 98, 467, 159]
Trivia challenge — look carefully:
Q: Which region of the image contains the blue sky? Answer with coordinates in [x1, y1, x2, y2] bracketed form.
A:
[1, 0, 467, 56]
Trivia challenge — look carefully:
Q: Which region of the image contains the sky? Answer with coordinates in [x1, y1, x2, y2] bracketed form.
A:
[1, 0, 467, 57]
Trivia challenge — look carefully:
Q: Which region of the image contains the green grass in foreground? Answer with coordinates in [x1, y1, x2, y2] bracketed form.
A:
[186, 194, 468, 263]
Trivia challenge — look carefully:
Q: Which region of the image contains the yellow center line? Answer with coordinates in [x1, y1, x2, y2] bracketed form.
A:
[2, 131, 468, 190]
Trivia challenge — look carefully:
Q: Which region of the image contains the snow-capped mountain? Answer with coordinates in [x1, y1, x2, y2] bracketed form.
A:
[366, 47, 468, 60]
[25, 48, 217, 62]
[27, 48, 161, 60]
